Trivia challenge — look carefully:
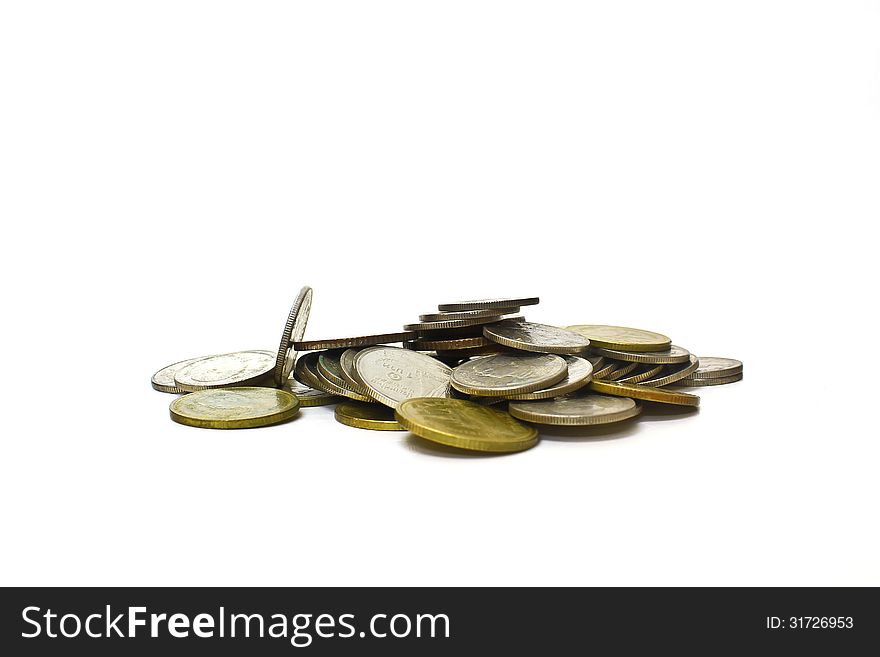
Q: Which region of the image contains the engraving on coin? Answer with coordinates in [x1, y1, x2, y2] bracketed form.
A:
[483, 320, 591, 355]
[354, 346, 453, 408]
[588, 380, 700, 407]
[293, 331, 417, 351]
[688, 357, 743, 379]
[592, 345, 690, 365]
[174, 350, 275, 392]
[565, 325, 671, 352]
[451, 353, 568, 397]
[508, 394, 641, 426]
[437, 297, 540, 312]
[502, 355, 594, 400]
[152, 355, 213, 394]
[274, 286, 313, 387]
[169, 387, 300, 429]
[334, 401, 404, 431]
[395, 398, 539, 453]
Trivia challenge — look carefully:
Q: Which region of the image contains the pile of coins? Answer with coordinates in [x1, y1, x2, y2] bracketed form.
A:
[152, 288, 742, 453]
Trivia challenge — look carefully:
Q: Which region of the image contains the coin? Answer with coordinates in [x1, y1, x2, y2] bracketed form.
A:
[283, 378, 342, 406]
[483, 319, 591, 355]
[312, 353, 373, 402]
[588, 380, 700, 407]
[503, 355, 594, 400]
[169, 387, 300, 429]
[565, 325, 671, 352]
[395, 397, 539, 453]
[173, 350, 276, 392]
[404, 315, 509, 332]
[318, 350, 371, 397]
[587, 355, 605, 370]
[591, 360, 618, 379]
[616, 364, 664, 384]
[334, 401, 404, 431]
[152, 355, 212, 394]
[406, 336, 492, 351]
[591, 344, 690, 365]
[354, 346, 453, 408]
[293, 331, 417, 351]
[418, 308, 519, 322]
[435, 344, 512, 361]
[437, 297, 540, 312]
[451, 352, 568, 397]
[339, 348, 368, 390]
[294, 351, 334, 393]
[602, 361, 640, 380]
[676, 373, 743, 387]
[508, 394, 641, 426]
[640, 355, 700, 387]
[273, 286, 313, 387]
[687, 357, 743, 379]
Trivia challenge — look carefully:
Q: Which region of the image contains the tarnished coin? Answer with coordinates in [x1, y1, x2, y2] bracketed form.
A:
[395, 398, 538, 453]
[319, 350, 372, 397]
[676, 372, 743, 387]
[174, 350, 275, 392]
[406, 336, 492, 351]
[503, 355, 594, 400]
[273, 286, 313, 387]
[293, 331, 417, 351]
[508, 394, 641, 426]
[592, 345, 690, 365]
[451, 353, 568, 397]
[616, 364, 664, 384]
[588, 380, 700, 407]
[312, 353, 373, 402]
[688, 357, 743, 380]
[169, 387, 300, 429]
[565, 325, 671, 352]
[418, 308, 519, 322]
[334, 401, 404, 431]
[437, 297, 540, 312]
[339, 348, 368, 390]
[404, 315, 510, 332]
[640, 355, 700, 387]
[354, 346, 453, 408]
[483, 319, 590, 355]
[602, 361, 640, 381]
[152, 355, 213, 394]
[294, 351, 334, 394]
[283, 378, 342, 406]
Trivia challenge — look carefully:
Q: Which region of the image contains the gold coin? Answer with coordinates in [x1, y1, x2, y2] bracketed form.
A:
[334, 401, 404, 431]
[395, 398, 538, 453]
[508, 394, 641, 426]
[592, 345, 690, 365]
[591, 360, 618, 379]
[406, 336, 492, 351]
[602, 361, 640, 380]
[294, 352, 334, 393]
[283, 378, 341, 407]
[565, 325, 671, 352]
[676, 373, 743, 387]
[169, 387, 300, 429]
[616, 364, 664, 384]
[588, 380, 700, 407]
[640, 355, 700, 387]
[319, 350, 372, 398]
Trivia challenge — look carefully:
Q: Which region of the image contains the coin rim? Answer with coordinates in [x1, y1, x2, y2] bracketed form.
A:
[588, 380, 700, 406]
[675, 372, 743, 387]
[591, 345, 690, 365]
[508, 395, 642, 426]
[274, 286, 314, 387]
[640, 355, 701, 387]
[293, 331, 417, 351]
[437, 297, 540, 312]
[334, 401, 405, 431]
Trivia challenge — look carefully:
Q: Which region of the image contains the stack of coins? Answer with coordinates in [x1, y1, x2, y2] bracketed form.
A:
[152, 290, 742, 455]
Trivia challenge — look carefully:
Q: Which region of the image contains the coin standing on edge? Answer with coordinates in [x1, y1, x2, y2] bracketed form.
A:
[565, 325, 671, 352]
[508, 394, 641, 426]
[354, 346, 453, 408]
[451, 353, 568, 397]
[173, 350, 276, 392]
[437, 297, 540, 312]
[170, 387, 300, 429]
[273, 286, 313, 387]
[483, 319, 591, 355]
[334, 401, 405, 431]
[152, 355, 213, 394]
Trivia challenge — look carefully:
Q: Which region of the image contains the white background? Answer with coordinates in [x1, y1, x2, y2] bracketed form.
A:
[1, 1, 878, 586]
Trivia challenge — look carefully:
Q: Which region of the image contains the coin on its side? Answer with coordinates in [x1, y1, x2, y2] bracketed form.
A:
[602, 361, 640, 381]
[334, 401, 404, 431]
[508, 394, 641, 426]
[354, 346, 453, 408]
[170, 387, 300, 429]
[503, 355, 594, 400]
[676, 372, 743, 387]
[404, 315, 509, 332]
[640, 355, 700, 387]
[273, 286, 313, 387]
[688, 357, 743, 380]
[406, 336, 492, 351]
[591, 360, 619, 380]
[483, 320, 591, 355]
[565, 325, 671, 352]
[395, 397, 538, 453]
[418, 308, 519, 322]
[283, 378, 342, 406]
[616, 364, 664, 384]
[339, 348, 368, 390]
[451, 353, 568, 397]
[152, 355, 213, 393]
[588, 380, 700, 407]
[592, 345, 690, 365]
[174, 350, 276, 392]
[437, 297, 540, 312]
[293, 331, 417, 351]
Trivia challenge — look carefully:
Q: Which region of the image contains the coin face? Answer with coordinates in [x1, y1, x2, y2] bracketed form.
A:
[508, 394, 641, 426]
[283, 378, 341, 406]
[483, 320, 591, 355]
[152, 355, 212, 394]
[451, 353, 568, 397]
[273, 286, 313, 387]
[565, 325, 671, 352]
[293, 331, 417, 351]
[334, 401, 404, 431]
[592, 345, 690, 365]
[640, 355, 700, 387]
[588, 380, 700, 407]
[418, 308, 519, 322]
[502, 355, 594, 400]
[688, 357, 743, 379]
[169, 387, 300, 429]
[437, 297, 540, 312]
[354, 346, 453, 408]
[174, 350, 275, 392]
[395, 397, 539, 453]
[677, 372, 743, 387]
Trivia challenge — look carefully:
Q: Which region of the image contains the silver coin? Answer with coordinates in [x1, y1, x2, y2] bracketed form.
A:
[353, 346, 453, 408]
[294, 351, 334, 393]
[293, 331, 417, 351]
[319, 350, 372, 397]
[591, 344, 690, 365]
[688, 357, 743, 379]
[404, 314, 511, 332]
[508, 394, 641, 426]
[283, 378, 341, 406]
[677, 372, 743, 387]
[640, 355, 700, 387]
[273, 286, 313, 387]
[503, 355, 594, 400]
[437, 297, 539, 311]
[483, 319, 590, 355]
[152, 355, 214, 394]
[174, 350, 276, 392]
[339, 348, 368, 390]
[603, 361, 640, 381]
[451, 352, 568, 397]
[418, 308, 519, 322]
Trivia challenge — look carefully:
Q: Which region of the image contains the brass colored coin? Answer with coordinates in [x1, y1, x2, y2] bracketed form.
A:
[418, 308, 519, 322]
[641, 356, 700, 387]
[591, 361, 618, 379]
[293, 331, 417, 351]
[588, 380, 700, 407]
[354, 346, 453, 408]
[451, 353, 568, 397]
[437, 297, 540, 312]
[283, 378, 341, 406]
[395, 398, 538, 453]
[408, 336, 492, 351]
[294, 352, 334, 394]
[676, 372, 743, 387]
[319, 350, 372, 397]
[273, 286, 313, 387]
[312, 354, 373, 402]
[169, 387, 300, 429]
[174, 350, 276, 392]
[483, 320, 591, 355]
[566, 325, 671, 352]
[508, 394, 641, 426]
[404, 315, 509, 332]
[339, 348, 368, 390]
[503, 355, 594, 400]
[334, 401, 404, 431]
[152, 355, 212, 394]
[603, 361, 640, 381]
[587, 355, 605, 370]
[688, 357, 743, 379]
[592, 345, 690, 365]
[616, 364, 664, 384]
